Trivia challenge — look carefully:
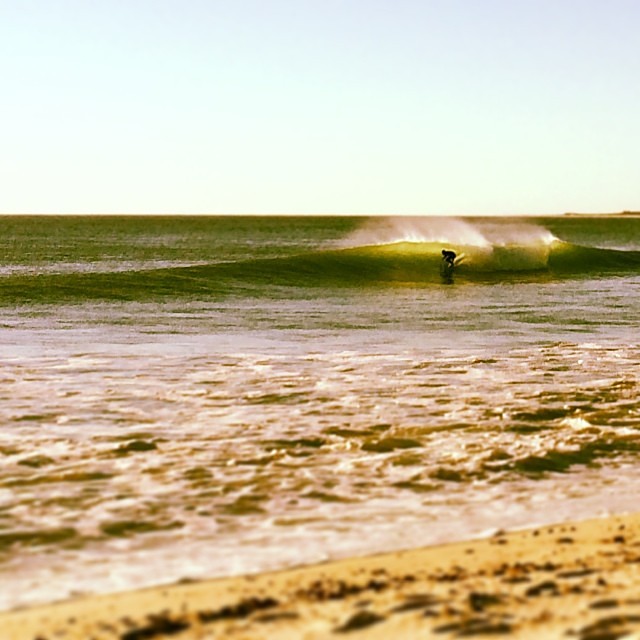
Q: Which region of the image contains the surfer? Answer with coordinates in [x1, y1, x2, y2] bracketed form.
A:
[441, 249, 456, 268]
[440, 249, 456, 283]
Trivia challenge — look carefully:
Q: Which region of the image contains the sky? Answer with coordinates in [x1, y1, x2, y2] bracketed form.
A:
[1, 0, 639, 215]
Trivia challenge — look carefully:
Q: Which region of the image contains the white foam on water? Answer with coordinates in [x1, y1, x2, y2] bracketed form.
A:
[560, 417, 593, 430]
[0, 288, 638, 612]
[473, 220, 557, 247]
[341, 216, 558, 250]
[341, 216, 491, 247]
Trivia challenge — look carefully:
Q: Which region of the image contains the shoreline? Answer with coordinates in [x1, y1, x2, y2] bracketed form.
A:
[4, 512, 640, 639]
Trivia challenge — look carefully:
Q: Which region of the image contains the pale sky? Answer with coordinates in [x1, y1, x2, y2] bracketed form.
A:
[1, 0, 639, 215]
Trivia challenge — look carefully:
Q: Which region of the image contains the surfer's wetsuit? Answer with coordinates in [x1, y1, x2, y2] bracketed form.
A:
[441, 249, 456, 267]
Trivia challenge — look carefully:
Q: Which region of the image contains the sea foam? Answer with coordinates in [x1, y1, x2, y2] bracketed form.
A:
[341, 216, 556, 250]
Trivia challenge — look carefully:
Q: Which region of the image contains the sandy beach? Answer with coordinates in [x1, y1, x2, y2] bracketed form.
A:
[3, 512, 640, 639]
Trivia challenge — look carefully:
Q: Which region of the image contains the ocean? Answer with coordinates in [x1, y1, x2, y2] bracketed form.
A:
[1, 214, 639, 610]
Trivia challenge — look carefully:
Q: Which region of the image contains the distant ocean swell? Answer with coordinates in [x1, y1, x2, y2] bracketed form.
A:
[1, 240, 640, 303]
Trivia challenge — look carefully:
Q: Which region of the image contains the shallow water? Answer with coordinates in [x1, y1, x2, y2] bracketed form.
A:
[1, 215, 639, 610]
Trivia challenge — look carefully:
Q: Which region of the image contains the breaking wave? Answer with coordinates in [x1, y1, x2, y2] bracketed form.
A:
[1, 219, 639, 303]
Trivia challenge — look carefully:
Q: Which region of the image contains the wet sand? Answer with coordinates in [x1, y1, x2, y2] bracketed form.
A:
[4, 513, 640, 639]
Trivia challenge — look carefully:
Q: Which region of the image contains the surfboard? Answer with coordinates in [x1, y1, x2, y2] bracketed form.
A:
[453, 252, 466, 266]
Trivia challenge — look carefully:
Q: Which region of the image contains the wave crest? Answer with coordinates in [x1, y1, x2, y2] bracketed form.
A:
[341, 216, 556, 250]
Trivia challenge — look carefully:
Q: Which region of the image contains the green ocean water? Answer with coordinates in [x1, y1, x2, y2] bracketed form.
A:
[1, 215, 640, 302]
[1, 214, 639, 610]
